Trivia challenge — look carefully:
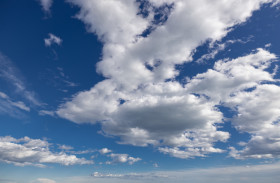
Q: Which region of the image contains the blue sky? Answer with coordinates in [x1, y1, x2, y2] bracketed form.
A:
[1, 0, 280, 183]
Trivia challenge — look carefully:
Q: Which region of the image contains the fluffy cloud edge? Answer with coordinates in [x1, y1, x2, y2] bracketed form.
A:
[55, 0, 280, 160]
[0, 136, 93, 167]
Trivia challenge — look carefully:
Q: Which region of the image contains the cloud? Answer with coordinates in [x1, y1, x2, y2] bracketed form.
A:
[187, 48, 280, 159]
[57, 0, 280, 159]
[38, 110, 55, 117]
[57, 80, 228, 158]
[68, 0, 149, 45]
[91, 171, 167, 179]
[0, 53, 40, 107]
[0, 136, 93, 167]
[99, 148, 112, 154]
[38, 0, 53, 13]
[44, 33, 62, 47]
[228, 84, 280, 159]
[49, 67, 78, 91]
[195, 38, 252, 63]
[58, 144, 74, 151]
[106, 153, 141, 165]
[187, 48, 276, 103]
[34, 178, 56, 183]
[97, 148, 141, 164]
[0, 91, 30, 117]
[91, 172, 124, 178]
[40, 162, 280, 183]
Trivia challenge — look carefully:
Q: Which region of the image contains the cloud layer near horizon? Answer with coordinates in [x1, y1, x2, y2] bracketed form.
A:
[32, 162, 280, 183]
[0, 136, 93, 167]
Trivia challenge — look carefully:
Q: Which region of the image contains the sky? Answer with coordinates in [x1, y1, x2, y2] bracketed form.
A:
[1, 0, 280, 182]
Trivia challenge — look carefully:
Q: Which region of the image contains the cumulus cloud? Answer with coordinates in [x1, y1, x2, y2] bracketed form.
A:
[228, 85, 280, 159]
[56, 0, 280, 159]
[57, 79, 228, 158]
[97, 148, 141, 165]
[44, 33, 62, 47]
[0, 136, 93, 167]
[187, 48, 280, 159]
[106, 153, 141, 165]
[99, 148, 112, 154]
[38, 0, 53, 13]
[187, 48, 277, 103]
[69, 0, 149, 45]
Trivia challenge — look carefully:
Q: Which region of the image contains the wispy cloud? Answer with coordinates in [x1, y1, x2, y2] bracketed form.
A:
[40, 67, 78, 94]
[44, 33, 62, 47]
[195, 37, 253, 63]
[0, 91, 30, 117]
[38, 0, 53, 14]
[0, 53, 40, 115]
[38, 110, 55, 117]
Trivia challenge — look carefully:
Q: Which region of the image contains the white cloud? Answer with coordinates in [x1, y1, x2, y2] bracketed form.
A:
[10, 101, 30, 111]
[0, 91, 30, 112]
[39, 0, 53, 13]
[195, 38, 252, 63]
[187, 48, 280, 159]
[0, 91, 30, 117]
[44, 33, 62, 47]
[39, 110, 55, 117]
[68, 0, 149, 44]
[99, 148, 112, 154]
[58, 144, 73, 151]
[92, 172, 123, 178]
[153, 163, 159, 168]
[34, 178, 56, 183]
[265, 43, 272, 48]
[0, 136, 93, 167]
[195, 42, 226, 63]
[0, 53, 40, 107]
[228, 85, 280, 159]
[106, 153, 141, 165]
[57, 0, 280, 159]
[159, 146, 224, 159]
[38, 162, 280, 183]
[187, 48, 276, 103]
[91, 171, 167, 179]
[97, 148, 141, 164]
[56, 67, 78, 88]
[57, 80, 228, 158]
[0, 91, 8, 99]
